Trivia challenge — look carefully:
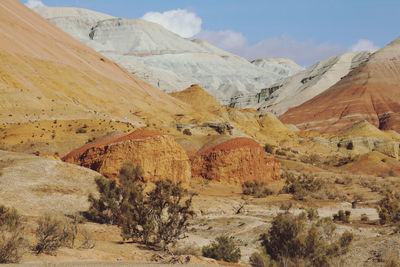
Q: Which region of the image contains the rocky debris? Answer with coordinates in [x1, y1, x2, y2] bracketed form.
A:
[230, 51, 373, 114]
[34, 7, 303, 104]
[0, 150, 98, 216]
[63, 130, 191, 183]
[190, 137, 281, 185]
[335, 137, 399, 159]
[177, 122, 234, 135]
[280, 37, 400, 134]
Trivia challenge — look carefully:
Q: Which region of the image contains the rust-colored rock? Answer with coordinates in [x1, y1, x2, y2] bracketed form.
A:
[280, 37, 400, 134]
[63, 130, 191, 183]
[190, 137, 280, 185]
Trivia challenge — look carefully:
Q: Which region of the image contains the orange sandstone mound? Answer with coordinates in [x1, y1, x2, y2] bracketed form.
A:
[63, 130, 191, 183]
[190, 137, 281, 185]
[280, 37, 400, 134]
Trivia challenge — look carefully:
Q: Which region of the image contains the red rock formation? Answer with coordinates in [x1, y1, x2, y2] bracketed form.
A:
[63, 130, 191, 183]
[280, 37, 400, 134]
[190, 137, 280, 185]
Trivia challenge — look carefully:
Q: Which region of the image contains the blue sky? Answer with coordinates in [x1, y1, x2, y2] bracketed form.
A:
[22, 0, 400, 66]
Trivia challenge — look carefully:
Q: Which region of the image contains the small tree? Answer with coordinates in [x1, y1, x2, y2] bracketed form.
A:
[0, 205, 26, 263]
[88, 163, 195, 250]
[259, 212, 353, 266]
[34, 215, 71, 255]
[202, 235, 241, 263]
[147, 180, 195, 249]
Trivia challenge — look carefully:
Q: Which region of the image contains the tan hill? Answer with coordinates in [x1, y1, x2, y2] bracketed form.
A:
[0, 0, 188, 125]
[0, 150, 98, 216]
[339, 120, 395, 140]
[169, 84, 222, 111]
[280, 37, 400, 134]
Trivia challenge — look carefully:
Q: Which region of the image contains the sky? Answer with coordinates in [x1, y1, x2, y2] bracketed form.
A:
[22, 0, 400, 66]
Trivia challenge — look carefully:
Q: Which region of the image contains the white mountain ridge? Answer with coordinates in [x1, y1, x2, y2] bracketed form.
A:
[230, 50, 374, 115]
[34, 7, 304, 104]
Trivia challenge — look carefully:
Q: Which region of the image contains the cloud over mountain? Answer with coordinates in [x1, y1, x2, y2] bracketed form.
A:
[142, 9, 202, 38]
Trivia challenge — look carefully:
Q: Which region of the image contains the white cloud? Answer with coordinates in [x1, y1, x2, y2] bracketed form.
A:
[24, 0, 46, 8]
[350, 39, 379, 52]
[196, 30, 247, 51]
[141, 9, 202, 38]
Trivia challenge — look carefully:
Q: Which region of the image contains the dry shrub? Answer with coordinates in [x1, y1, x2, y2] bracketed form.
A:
[282, 172, 323, 200]
[378, 191, 400, 225]
[333, 210, 351, 223]
[242, 181, 274, 198]
[202, 235, 241, 263]
[34, 215, 72, 255]
[0, 205, 26, 263]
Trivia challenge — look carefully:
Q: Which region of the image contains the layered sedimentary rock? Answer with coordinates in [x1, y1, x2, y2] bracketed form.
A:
[230, 51, 373, 114]
[0, 0, 187, 124]
[191, 138, 281, 185]
[63, 130, 191, 183]
[34, 7, 303, 103]
[280, 38, 400, 134]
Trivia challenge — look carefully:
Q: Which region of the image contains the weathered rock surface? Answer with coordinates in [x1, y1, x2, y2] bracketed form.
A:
[230, 51, 373, 114]
[0, 0, 187, 124]
[34, 7, 303, 104]
[280, 37, 400, 134]
[63, 130, 191, 183]
[0, 150, 99, 216]
[190, 138, 281, 185]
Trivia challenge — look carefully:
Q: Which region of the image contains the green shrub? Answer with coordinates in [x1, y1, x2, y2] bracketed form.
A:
[34, 215, 71, 255]
[377, 191, 400, 225]
[242, 181, 274, 198]
[88, 163, 194, 250]
[333, 210, 351, 223]
[0, 205, 26, 263]
[202, 235, 241, 263]
[259, 213, 353, 267]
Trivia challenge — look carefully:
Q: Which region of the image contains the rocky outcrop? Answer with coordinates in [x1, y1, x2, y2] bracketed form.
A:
[230, 51, 373, 114]
[63, 130, 191, 183]
[34, 7, 303, 104]
[190, 137, 280, 185]
[280, 37, 400, 134]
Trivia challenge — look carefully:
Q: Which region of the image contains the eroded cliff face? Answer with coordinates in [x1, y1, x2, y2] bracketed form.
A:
[63, 130, 191, 183]
[190, 138, 280, 185]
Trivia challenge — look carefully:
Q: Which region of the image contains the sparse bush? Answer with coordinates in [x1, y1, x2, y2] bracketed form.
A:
[333, 210, 351, 223]
[88, 163, 195, 250]
[377, 191, 400, 225]
[242, 181, 274, 198]
[202, 235, 241, 263]
[282, 172, 323, 200]
[264, 144, 276, 154]
[259, 213, 353, 267]
[249, 251, 277, 267]
[183, 129, 192, 136]
[76, 128, 87, 134]
[34, 215, 71, 255]
[361, 214, 369, 222]
[0, 205, 26, 263]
